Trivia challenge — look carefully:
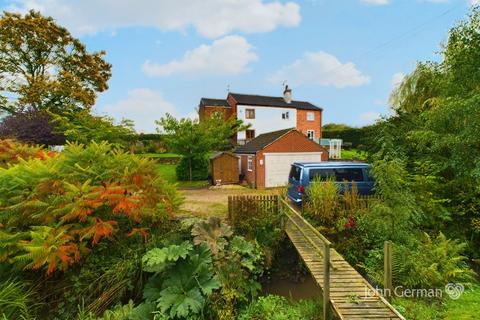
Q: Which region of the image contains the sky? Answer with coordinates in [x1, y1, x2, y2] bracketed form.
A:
[0, 0, 478, 132]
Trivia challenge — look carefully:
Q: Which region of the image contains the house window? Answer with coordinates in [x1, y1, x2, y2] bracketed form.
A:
[246, 129, 255, 141]
[307, 112, 315, 121]
[247, 157, 253, 171]
[307, 130, 315, 140]
[282, 111, 290, 120]
[245, 108, 255, 119]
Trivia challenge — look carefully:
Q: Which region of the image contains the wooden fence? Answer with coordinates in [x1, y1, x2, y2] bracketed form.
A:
[227, 195, 279, 230]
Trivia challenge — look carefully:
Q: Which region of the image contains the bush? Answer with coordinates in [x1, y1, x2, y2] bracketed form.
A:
[133, 217, 265, 320]
[304, 178, 340, 227]
[228, 196, 284, 265]
[322, 125, 374, 149]
[363, 232, 474, 289]
[176, 156, 209, 181]
[238, 295, 321, 320]
[0, 139, 51, 167]
[0, 109, 65, 146]
[0, 141, 181, 275]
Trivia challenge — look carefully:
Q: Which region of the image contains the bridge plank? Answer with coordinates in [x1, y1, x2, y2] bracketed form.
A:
[283, 200, 405, 320]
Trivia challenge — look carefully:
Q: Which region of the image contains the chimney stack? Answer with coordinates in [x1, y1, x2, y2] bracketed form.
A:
[283, 85, 292, 104]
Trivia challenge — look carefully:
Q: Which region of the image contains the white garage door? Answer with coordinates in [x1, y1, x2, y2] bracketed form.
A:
[264, 152, 323, 188]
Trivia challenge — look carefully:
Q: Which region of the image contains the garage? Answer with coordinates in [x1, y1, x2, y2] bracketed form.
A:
[264, 152, 323, 187]
[235, 128, 328, 188]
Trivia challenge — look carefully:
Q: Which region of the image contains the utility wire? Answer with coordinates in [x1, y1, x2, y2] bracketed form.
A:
[319, 2, 465, 77]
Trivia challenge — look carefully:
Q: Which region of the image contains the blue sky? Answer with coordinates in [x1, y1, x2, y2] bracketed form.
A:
[1, 0, 477, 132]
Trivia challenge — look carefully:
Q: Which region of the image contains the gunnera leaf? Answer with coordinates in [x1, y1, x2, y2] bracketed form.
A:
[191, 217, 233, 255]
[142, 241, 193, 273]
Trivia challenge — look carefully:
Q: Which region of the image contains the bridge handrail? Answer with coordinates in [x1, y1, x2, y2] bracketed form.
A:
[281, 198, 406, 320]
[281, 199, 332, 246]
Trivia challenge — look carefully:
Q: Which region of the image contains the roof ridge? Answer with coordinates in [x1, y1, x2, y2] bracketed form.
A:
[229, 92, 310, 103]
[234, 128, 297, 154]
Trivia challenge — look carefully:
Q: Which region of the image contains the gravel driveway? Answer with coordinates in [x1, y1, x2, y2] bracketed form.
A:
[179, 186, 278, 218]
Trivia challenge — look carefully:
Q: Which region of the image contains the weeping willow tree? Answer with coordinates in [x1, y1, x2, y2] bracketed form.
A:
[368, 6, 480, 258]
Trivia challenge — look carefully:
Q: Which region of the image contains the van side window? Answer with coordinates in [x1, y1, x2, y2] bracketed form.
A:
[309, 169, 335, 181]
[289, 166, 301, 181]
[334, 168, 364, 182]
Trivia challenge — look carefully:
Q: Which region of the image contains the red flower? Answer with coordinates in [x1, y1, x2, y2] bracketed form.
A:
[344, 216, 356, 230]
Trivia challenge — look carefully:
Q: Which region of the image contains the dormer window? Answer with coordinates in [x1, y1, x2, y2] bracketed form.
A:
[282, 111, 290, 120]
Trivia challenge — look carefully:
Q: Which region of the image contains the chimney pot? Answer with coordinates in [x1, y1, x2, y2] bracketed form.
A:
[283, 85, 292, 104]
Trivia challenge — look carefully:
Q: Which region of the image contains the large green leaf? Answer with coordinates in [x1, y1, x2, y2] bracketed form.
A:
[142, 241, 193, 273]
[191, 217, 232, 255]
[155, 244, 220, 319]
[158, 287, 203, 319]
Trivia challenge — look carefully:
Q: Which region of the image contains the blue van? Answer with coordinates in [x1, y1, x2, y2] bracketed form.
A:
[287, 162, 374, 204]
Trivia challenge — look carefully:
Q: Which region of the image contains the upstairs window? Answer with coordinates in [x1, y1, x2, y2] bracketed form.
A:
[282, 111, 290, 120]
[245, 108, 255, 119]
[246, 129, 255, 141]
[307, 112, 315, 121]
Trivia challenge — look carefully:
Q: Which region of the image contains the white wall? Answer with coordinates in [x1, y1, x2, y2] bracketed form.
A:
[237, 105, 296, 140]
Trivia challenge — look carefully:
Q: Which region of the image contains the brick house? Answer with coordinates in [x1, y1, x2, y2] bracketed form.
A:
[235, 128, 328, 188]
[198, 87, 323, 145]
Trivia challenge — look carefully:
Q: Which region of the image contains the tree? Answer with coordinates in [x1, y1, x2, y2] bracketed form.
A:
[156, 113, 246, 181]
[51, 111, 135, 147]
[0, 109, 65, 145]
[367, 6, 480, 258]
[0, 11, 111, 115]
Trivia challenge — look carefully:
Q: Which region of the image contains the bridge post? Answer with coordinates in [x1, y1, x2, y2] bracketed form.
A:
[323, 243, 331, 320]
[277, 195, 285, 229]
[384, 241, 393, 301]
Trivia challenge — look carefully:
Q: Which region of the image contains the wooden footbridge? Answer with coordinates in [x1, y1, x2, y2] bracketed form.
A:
[228, 195, 405, 320]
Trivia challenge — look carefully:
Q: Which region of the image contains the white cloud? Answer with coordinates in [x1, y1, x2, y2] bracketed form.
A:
[470, 0, 480, 5]
[357, 111, 381, 126]
[101, 88, 176, 133]
[142, 36, 258, 77]
[269, 51, 370, 88]
[6, 0, 301, 38]
[360, 0, 390, 5]
[391, 72, 405, 88]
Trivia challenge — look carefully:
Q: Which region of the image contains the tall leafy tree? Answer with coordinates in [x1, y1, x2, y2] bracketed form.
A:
[156, 113, 247, 181]
[368, 6, 480, 257]
[0, 10, 111, 115]
[51, 110, 135, 147]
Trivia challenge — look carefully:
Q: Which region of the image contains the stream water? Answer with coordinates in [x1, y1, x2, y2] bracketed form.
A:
[260, 239, 321, 301]
[262, 273, 321, 301]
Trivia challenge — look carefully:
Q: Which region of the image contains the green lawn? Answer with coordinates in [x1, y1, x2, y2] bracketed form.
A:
[139, 152, 180, 158]
[392, 285, 480, 320]
[340, 149, 368, 161]
[156, 164, 209, 189]
[444, 285, 480, 319]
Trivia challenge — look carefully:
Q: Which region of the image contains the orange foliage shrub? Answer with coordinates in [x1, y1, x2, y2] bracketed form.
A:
[0, 141, 181, 274]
